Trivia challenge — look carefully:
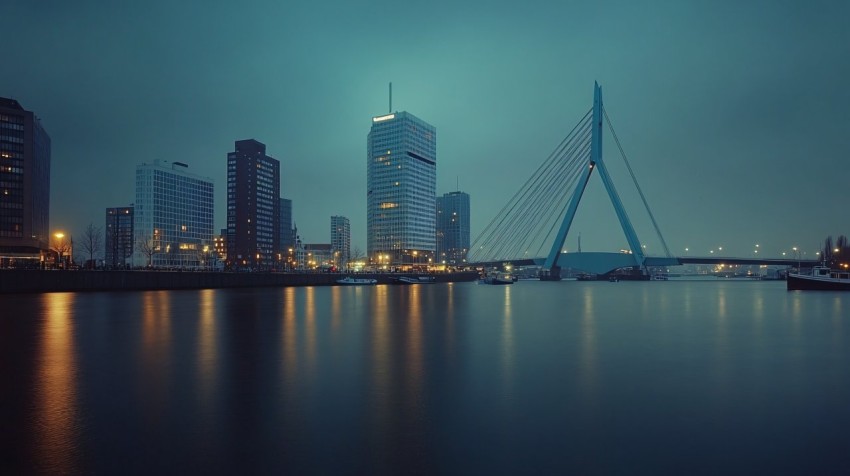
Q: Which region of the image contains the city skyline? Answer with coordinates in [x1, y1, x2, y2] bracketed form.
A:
[4, 1, 849, 258]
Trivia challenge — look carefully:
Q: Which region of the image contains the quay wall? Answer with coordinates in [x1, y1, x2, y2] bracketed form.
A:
[0, 270, 480, 294]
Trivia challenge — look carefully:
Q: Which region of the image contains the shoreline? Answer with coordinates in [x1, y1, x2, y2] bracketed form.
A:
[0, 269, 480, 294]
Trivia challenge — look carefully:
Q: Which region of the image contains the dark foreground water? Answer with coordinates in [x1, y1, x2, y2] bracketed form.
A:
[2, 280, 849, 475]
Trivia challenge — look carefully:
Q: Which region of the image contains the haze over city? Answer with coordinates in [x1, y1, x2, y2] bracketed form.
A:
[4, 0, 848, 258]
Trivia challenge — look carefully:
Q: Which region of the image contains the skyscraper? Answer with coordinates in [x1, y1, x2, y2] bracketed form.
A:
[105, 205, 134, 267]
[227, 139, 280, 268]
[331, 215, 350, 269]
[280, 198, 293, 251]
[134, 160, 214, 267]
[436, 191, 470, 264]
[0, 97, 50, 267]
[367, 111, 436, 265]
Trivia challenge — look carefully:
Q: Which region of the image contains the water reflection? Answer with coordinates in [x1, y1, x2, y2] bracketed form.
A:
[578, 287, 598, 401]
[4, 281, 847, 474]
[282, 287, 298, 385]
[197, 289, 218, 412]
[304, 287, 317, 376]
[330, 285, 342, 334]
[140, 291, 172, 412]
[501, 286, 515, 395]
[35, 293, 80, 474]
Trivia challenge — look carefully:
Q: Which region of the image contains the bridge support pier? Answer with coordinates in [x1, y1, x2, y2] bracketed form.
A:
[540, 265, 562, 281]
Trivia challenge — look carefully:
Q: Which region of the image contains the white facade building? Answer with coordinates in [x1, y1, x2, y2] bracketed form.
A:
[331, 215, 350, 268]
[134, 160, 214, 267]
[367, 111, 436, 265]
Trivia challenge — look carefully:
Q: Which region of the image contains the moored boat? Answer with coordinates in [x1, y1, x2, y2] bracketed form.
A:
[395, 276, 436, 284]
[479, 272, 514, 285]
[787, 266, 850, 291]
[336, 277, 378, 285]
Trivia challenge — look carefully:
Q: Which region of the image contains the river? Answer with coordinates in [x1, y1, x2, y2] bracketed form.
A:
[1, 280, 848, 474]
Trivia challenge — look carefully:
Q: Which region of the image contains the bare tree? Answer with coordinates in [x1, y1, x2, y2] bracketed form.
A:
[349, 246, 365, 270]
[79, 223, 103, 269]
[51, 233, 73, 268]
[136, 235, 159, 267]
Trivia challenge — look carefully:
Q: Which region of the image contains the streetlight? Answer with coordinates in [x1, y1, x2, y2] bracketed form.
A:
[53, 232, 65, 269]
[793, 246, 800, 271]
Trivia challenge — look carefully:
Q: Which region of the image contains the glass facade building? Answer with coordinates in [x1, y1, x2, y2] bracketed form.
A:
[280, 198, 293, 251]
[105, 205, 134, 267]
[0, 97, 50, 266]
[227, 139, 280, 268]
[134, 160, 214, 267]
[367, 111, 436, 264]
[436, 191, 470, 264]
[331, 215, 350, 268]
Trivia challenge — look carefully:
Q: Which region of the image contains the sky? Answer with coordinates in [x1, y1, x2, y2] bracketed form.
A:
[4, 0, 849, 260]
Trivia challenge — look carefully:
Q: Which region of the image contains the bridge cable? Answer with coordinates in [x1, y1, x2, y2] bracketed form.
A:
[491, 127, 591, 260]
[532, 140, 593, 258]
[603, 107, 672, 258]
[470, 109, 592, 261]
[485, 125, 591, 260]
[470, 109, 590, 255]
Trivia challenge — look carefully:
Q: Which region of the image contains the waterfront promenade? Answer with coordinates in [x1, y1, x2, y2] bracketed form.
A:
[0, 269, 479, 294]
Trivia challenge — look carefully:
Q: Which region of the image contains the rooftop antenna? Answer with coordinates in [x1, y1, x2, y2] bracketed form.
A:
[389, 82, 392, 113]
[456, 176, 459, 192]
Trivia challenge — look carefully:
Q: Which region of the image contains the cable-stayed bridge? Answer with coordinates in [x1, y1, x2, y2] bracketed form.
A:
[469, 83, 817, 279]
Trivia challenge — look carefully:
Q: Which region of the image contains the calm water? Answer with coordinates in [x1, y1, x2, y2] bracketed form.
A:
[1, 280, 849, 475]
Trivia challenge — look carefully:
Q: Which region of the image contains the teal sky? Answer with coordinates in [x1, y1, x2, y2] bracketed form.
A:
[4, 0, 849, 259]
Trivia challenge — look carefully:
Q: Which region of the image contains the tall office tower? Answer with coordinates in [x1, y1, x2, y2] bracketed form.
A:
[213, 228, 227, 262]
[134, 160, 214, 267]
[0, 97, 50, 267]
[280, 198, 293, 251]
[367, 111, 436, 265]
[436, 191, 471, 264]
[227, 139, 280, 268]
[330, 215, 350, 268]
[105, 205, 134, 267]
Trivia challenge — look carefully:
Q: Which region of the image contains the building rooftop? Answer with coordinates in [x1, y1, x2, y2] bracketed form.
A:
[0, 97, 25, 111]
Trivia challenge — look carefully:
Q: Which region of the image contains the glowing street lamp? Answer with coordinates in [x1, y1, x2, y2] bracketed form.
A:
[52, 232, 69, 268]
[792, 246, 800, 270]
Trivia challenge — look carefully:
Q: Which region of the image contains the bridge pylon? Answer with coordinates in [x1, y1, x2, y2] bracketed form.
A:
[541, 82, 645, 280]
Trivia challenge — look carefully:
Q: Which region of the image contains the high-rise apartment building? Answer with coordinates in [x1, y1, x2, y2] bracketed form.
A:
[436, 191, 470, 264]
[227, 139, 280, 268]
[134, 160, 214, 267]
[330, 215, 350, 268]
[214, 228, 227, 262]
[0, 97, 50, 267]
[105, 205, 134, 267]
[367, 111, 436, 265]
[280, 198, 293, 251]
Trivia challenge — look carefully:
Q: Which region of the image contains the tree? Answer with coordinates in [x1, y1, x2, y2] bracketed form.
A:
[51, 233, 73, 268]
[136, 235, 159, 267]
[822, 235, 850, 268]
[79, 223, 103, 269]
[349, 246, 365, 270]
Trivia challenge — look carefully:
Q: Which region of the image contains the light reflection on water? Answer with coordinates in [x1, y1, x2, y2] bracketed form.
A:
[4, 281, 849, 474]
[36, 293, 80, 475]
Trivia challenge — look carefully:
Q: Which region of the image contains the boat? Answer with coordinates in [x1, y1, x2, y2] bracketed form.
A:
[479, 272, 514, 285]
[652, 273, 668, 281]
[395, 276, 436, 284]
[336, 277, 377, 285]
[787, 266, 850, 291]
